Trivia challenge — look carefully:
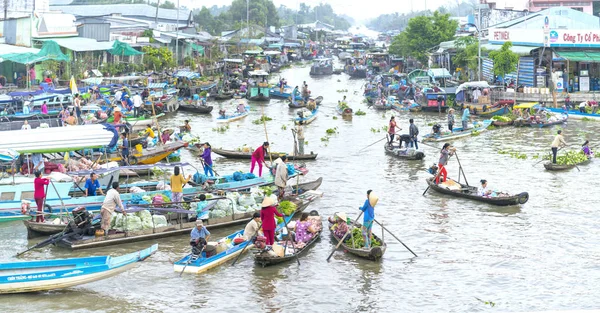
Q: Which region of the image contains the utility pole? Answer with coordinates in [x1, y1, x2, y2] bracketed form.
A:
[478, 3, 482, 81]
[176, 0, 179, 67]
[155, 0, 159, 25]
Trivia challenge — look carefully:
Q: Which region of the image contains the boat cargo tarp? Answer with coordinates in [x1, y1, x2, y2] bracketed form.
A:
[107, 40, 143, 56]
[0, 40, 70, 65]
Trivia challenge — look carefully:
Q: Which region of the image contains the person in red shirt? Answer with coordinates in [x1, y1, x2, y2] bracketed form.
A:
[113, 107, 122, 125]
[33, 171, 50, 222]
[260, 196, 283, 246]
[250, 141, 270, 177]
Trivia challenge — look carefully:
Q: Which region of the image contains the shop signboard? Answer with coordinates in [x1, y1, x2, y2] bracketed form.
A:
[489, 28, 600, 47]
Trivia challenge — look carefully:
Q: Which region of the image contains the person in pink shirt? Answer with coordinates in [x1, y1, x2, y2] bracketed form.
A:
[41, 101, 48, 114]
[250, 142, 269, 176]
[260, 196, 283, 246]
[33, 171, 50, 222]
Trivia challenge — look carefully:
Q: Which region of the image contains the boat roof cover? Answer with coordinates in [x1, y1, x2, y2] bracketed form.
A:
[455, 81, 491, 94]
[0, 124, 118, 154]
[174, 71, 201, 79]
[263, 51, 281, 55]
[428, 68, 452, 79]
[513, 102, 539, 109]
[248, 70, 269, 76]
[0, 40, 70, 65]
[223, 58, 243, 63]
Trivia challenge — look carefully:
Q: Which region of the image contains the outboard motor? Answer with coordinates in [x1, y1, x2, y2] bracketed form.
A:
[190, 237, 207, 260]
[432, 124, 442, 135]
[69, 206, 94, 235]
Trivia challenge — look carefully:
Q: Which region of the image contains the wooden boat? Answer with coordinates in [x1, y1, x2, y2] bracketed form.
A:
[269, 86, 303, 101]
[174, 214, 295, 274]
[337, 104, 353, 117]
[329, 220, 387, 261]
[425, 177, 529, 206]
[0, 244, 157, 294]
[491, 120, 514, 127]
[513, 113, 568, 128]
[216, 107, 249, 123]
[246, 70, 271, 102]
[287, 96, 323, 109]
[472, 105, 510, 118]
[547, 108, 600, 121]
[108, 141, 187, 165]
[254, 212, 322, 267]
[422, 120, 492, 142]
[384, 144, 425, 160]
[178, 103, 214, 114]
[214, 91, 234, 100]
[294, 108, 318, 125]
[310, 58, 333, 75]
[543, 158, 591, 171]
[371, 99, 392, 110]
[212, 148, 318, 160]
[56, 191, 320, 250]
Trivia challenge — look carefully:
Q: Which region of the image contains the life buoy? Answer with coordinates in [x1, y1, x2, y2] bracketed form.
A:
[518, 192, 529, 204]
[128, 155, 139, 165]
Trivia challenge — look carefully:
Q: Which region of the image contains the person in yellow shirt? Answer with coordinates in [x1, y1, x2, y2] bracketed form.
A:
[170, 166, 191, 205]
[144, 124, 156, 138]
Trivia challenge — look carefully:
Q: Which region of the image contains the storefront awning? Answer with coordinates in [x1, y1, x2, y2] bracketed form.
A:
[554, 51, 600, 62]
[482, 44, 538, 56]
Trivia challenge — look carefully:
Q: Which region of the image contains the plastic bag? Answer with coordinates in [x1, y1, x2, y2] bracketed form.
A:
[238, 194, 256, 207]
[152, 215, 168, 228]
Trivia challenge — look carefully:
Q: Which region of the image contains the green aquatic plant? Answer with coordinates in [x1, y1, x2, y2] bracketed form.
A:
[252, 115, 273, 125]
[332, 116, 338, 120]
[355, 109, 366, 116]
[326, 127, 339, 135]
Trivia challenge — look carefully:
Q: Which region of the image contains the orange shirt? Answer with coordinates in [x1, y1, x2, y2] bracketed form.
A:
[113, 111, 123, 124]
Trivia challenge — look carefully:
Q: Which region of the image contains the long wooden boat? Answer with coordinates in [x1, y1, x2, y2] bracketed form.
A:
[371, 100, 392, 110]
[254, 212, 322, 267]
[269, 86, 303, 101]
[472, 106, 510, 118]
[173, 214, 294, 274]
[212, 148, 318, 160]
[513, 113, 568, 128]
[329, 220, 386, 261]
[422, 120, 492, 142]
[491, 120, 514, 127]
[55, 192, 320, 250]
[214, 91, 234, 100]
[294, 108, 318, 125]
[425, 177, 529, 206]
[543, 158, 591, 171]
[178, 104, 214, 114]
[287, 96, 323, 109]
[547, 108, 600, 121]
[383, 144, 425, 160]
[336, 105, 353, 117]
[0, 244, 157, 294]
[108, 141, 187, 165]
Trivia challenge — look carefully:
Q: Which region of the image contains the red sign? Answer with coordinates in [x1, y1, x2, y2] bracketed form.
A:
[493, 31, 510, 41]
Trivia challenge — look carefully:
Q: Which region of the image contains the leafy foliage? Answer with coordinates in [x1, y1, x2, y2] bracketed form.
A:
[389, 11, 458, 64]
[452, 36, 483, 81]
[488, 42, 519, 80]
[141, 46, 175, 72]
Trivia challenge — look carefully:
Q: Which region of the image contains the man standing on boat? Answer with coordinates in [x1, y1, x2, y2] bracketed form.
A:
[132, 92, 143, 117]
[100, 182, 126, 235]
[293, 121, 305, 155]
[551, 130, 567, 164]
[461, 106, 471, 130]
[359, 190, 378, 249]
[409, 118, 419, 149]
[274, 155, 289, 201]
[84, 173, 104, 197]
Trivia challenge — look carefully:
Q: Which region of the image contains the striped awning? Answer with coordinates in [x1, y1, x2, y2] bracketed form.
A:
[147, 83, 167, 89]
[174, 71, 200, 79]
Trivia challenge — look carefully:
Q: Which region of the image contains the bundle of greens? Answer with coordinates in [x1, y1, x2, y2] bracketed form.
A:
[277, 201, 297, 216]
[543, 150, 589, 165]
[344, 228, 382, 249]
[492, 115, 513, 122]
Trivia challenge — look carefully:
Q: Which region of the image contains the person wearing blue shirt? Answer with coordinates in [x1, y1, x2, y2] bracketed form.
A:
[461, 106, 470, 130]
[190, 220, 211, 241]
[120, 133, 130, 165]
[84, 173, 104, 197]
[190, 220, 216, 258]
[359, 190, 378, 249]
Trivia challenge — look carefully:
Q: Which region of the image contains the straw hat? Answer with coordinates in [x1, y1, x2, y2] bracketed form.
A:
[114, 107, 121, 112]
[335, 212, 347, 222]
[261, 196, 277, 208]
[368, 193, 379, 207]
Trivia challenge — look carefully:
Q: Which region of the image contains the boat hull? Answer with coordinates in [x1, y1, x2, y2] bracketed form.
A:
[383, 145, 425, 160]
[425, 177, 529, 206]
[329, 223, 386, 261]
[212, 148, 318, 160]
[178, 105, 214, 114]
[543, 159, 591, 171]
[422, 120, 492, 142]
[547, 108, 600, 120]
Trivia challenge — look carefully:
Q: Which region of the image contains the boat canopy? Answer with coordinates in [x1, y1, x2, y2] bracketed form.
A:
[513, 102, 539, 109]
[248, 70, 269, 76]
[244, 50, 263, 55]
[223, 58, 243, 63]
[263, 51, 281, 56]
[0, 124, 119, 154]
[174, 71, 201, 79]
[455, 81, 491, 94]
[407, 69, 432, 83]
[0, 149, 19, 162]
[428, 68, 452, 79]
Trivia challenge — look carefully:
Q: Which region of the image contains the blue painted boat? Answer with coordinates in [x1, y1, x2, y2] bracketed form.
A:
[547, 108, 600, 121]
[216, 106, 250, 123]
[269, 85, 302, 101]
[246, 70, 271, 102]
[174, 216, 293, 274]
[422, 120, 493, 142]
[472, 105, 511, 118]
[293, 108, 318, 125]
[0, 244, 157, 294]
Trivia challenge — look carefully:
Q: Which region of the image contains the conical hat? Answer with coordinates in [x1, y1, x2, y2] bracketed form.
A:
[368, 193, 379, 207]
[261, 195, 277, 208]
[335, 212, 347, 221]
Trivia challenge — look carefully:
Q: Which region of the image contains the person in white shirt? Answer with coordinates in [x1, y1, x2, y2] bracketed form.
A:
[478, 179, 492, 197]
[472, 88, 482, 103]
[21, 120, 31, 130]
[114, 90, 123, 106]
[243, 212, 262, 240]
[132, 92, 143, 117]
[100, 182, 126, 234]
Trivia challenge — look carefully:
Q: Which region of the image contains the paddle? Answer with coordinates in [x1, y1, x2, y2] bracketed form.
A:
[16, 226, 70, 257]
[453, 151, 469, 186]
[179, 245, 204, 277]
[199, 158, 219, 177]
[231, 221, 262, 267]
[423, 168, 443, 196]
[282, 214, 300, 266]
[373, 219, 417, 257]
[326, 211, 364, 262]
[358, 137, 387, 152]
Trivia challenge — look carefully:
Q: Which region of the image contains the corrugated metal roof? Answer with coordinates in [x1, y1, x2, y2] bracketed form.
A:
[52, 4, 191, 22]
[39, 37, 114, 52]
[0, 44, 40, 55]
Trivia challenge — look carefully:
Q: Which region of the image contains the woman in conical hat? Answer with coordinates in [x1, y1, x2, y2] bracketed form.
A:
[359, 190, 377, 249]
[260, 195, 283, 247]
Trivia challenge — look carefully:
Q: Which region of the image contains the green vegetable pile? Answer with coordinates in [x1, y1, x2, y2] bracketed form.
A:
[492, 115, 514, 122]
[344, 228, 381, 249]
[542, 150, 589, 165]
[277, 200, 297, 216]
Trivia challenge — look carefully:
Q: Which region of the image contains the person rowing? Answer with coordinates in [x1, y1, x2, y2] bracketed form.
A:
[550, 130, 567, 164]
[436, 143, 456, 185]
[582, 140, 594, 158]
[388, 116, 400, 146]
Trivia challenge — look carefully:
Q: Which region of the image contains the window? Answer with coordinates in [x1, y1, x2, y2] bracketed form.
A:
[572, 7, 583, 11]
[1, 192, 15, 201]
[20, 191, 34, 200]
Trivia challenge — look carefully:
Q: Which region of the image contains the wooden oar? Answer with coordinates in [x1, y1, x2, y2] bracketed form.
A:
[423, 169, 443, 196]
[358, 136, 387, 152]
[326, 211, 363, 262]
[373, 219, 417, 257]
[453, 151, 469, 186]
[231, 221, 263, 266]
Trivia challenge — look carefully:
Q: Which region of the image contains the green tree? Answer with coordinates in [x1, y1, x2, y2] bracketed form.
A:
[488, 41, 519, 81]
[228, 0, 280, 28]
[388, 11, 458, 64]
[453, 36, 481, 79]
[142, 46, 175, 71]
